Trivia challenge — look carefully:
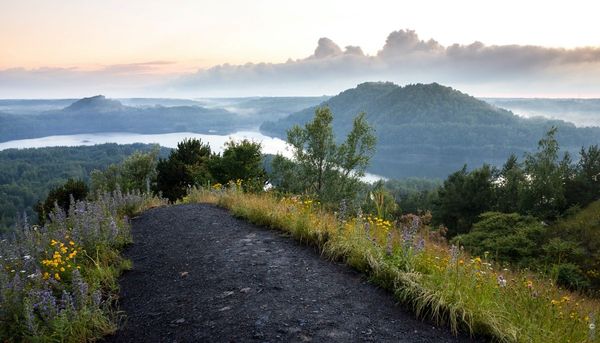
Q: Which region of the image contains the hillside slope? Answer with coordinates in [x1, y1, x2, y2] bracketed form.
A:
[261, 82, 600, 178]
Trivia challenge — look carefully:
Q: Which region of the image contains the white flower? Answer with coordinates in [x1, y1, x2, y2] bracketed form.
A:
[590, 323, 596, 330]
[23, 255, 31, 260]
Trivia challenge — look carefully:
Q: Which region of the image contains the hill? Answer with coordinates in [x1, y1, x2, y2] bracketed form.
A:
[261, 82, 600, 178]
[0, 96, 242, 142]
[0, 95, 328, 143]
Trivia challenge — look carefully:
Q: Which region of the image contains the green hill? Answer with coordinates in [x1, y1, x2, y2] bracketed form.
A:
[261, 82, 600, 178]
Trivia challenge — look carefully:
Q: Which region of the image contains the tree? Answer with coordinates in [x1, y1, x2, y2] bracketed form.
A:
[273, 107, 376, 204]
[155, 138, 212, 201]
[209, 139, 267, 192]
[90, 147, 159, 194]
[521, 127, 569, 219]
[433, 164, 495, 236]
[565, 145, 600, 207]
[35, 179, 89, 225]
[495, 154, 526, 213]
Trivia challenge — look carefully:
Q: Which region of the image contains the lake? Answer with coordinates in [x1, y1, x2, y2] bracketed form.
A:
[0, 131, 385, 182]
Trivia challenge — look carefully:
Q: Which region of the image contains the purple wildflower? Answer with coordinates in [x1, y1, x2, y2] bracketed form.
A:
[31, 289, 57, 322]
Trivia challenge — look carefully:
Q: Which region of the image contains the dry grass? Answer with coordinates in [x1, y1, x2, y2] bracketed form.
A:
[184, 186, 599, 343]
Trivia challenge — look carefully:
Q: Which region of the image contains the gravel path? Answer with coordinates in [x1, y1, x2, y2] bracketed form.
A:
[104, 204, 482, 342]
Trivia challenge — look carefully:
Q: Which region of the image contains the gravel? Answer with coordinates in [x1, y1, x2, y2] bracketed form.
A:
[103, 203, 484, 342]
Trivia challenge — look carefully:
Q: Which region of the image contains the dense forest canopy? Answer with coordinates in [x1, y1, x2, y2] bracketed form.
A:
[0, 143, 169, 230]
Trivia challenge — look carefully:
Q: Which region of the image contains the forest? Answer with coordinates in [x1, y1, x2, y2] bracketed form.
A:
[0, 143, 168, 230]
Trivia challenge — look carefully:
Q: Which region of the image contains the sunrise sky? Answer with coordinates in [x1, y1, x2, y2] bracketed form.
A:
[2, 0, 600, 98]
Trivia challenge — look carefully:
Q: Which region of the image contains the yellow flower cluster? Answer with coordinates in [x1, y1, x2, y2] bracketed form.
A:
[41, 238, 82, 281]
[212, 183, 223, 191]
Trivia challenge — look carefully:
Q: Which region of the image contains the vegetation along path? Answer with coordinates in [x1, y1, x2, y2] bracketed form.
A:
[105, 204, 480, 342]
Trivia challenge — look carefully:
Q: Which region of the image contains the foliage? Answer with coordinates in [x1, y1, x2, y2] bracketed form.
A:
[35, 179, 89, 225]
[549, 200, 600, 293]
[521, 127, 571, 219]
[208, 139, 267, 192]
[435, 128, 600, 235]
[452, 212, 546, 267]
[184, 186, 600, 343]
[272, 107, 376, 204]
[362, 181, 400, 220]
[0, 143, 167, 230]
[433, 165, 495, 236]
[0, 190, 167, 342]
[91, 147, 160, 194]
[155, 138, 212, 201]
[381, 178, 441, 215]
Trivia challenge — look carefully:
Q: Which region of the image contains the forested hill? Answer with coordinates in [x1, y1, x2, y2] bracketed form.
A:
[0, 96, 240, 142]
[261, 82, 600, 178]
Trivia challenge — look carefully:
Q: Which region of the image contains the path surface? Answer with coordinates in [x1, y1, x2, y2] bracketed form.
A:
[104, 204, 482, 342]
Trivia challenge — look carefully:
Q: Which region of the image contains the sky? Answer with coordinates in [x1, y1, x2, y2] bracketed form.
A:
[1, 0, 600, 98]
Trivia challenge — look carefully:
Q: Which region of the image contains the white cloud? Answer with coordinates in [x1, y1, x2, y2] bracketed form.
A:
[2, 29, 600, 98]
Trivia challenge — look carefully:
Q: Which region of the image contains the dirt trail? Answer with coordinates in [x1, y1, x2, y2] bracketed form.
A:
[104, 204, 482, 342]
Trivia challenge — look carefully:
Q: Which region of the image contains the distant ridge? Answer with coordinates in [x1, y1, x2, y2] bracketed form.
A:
[64, 95, 125, 113]
[261, 82, 600, 178]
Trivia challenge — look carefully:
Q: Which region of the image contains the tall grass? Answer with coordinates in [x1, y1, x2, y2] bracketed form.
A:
[0, 190, 167, 342]
[184, 186, 599, 343]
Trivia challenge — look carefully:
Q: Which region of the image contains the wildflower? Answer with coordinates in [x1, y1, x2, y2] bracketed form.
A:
[54, 273, 61, 280]
[497, 275, 507, 287]
[526, 280, 533, 289]
[449, 245, 459, 264]
[415, 238, 425, 252]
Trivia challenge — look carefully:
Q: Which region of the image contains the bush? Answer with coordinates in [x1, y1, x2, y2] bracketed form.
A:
[452, 212, 546, 267]
[554, 263, 591, 291]
[35, 179, 88, 225]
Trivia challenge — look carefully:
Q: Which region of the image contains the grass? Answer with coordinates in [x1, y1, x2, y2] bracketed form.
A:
[183, 186, 599, 343]
[0, 191, 167, 342]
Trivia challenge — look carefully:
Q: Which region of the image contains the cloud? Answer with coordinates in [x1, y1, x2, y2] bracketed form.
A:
[0, 62, 179, 98]
[2, 30, 600, 98]
[170, 29, 600, 97]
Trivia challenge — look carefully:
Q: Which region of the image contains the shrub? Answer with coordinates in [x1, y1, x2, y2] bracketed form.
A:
[35, 179, 89, 225]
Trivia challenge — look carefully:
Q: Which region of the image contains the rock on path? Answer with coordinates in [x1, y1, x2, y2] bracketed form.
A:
[104, 204, 482, 342]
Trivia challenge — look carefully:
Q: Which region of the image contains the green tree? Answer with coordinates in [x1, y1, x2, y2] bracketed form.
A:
[90, 147, 159, 194]
[433, 164, 495, 236]
[273, 107, 376, 203]
[565, 145, 600, 207]
[35, 179, 89, 225]
[209, 139, 267, 192]
[495, 154, 526, 213]
[521, 127, 569, 219]
[155, 138, 212, 201]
